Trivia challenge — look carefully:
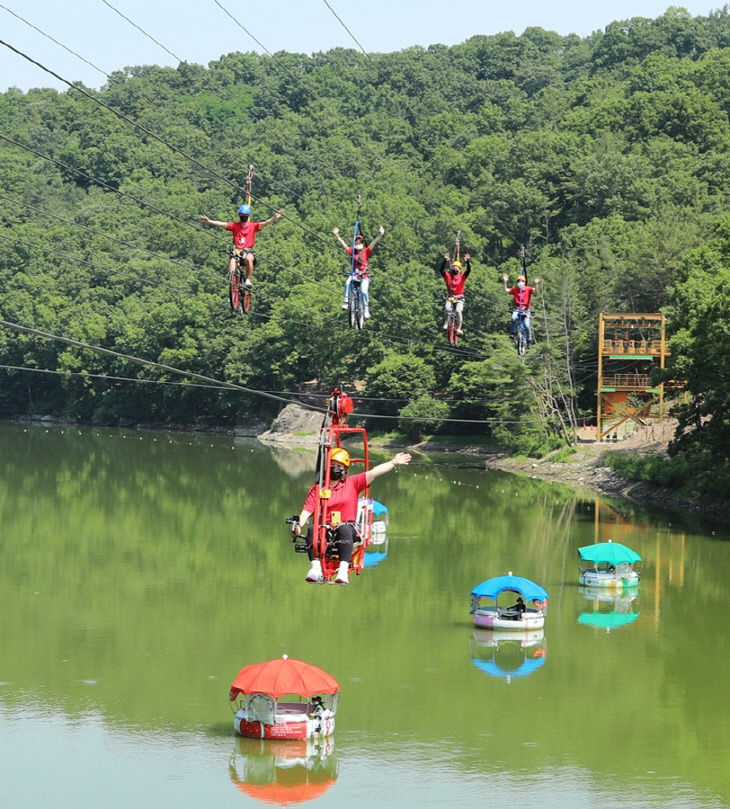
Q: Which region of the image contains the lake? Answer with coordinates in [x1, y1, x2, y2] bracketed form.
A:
[1, 422, 728, 808]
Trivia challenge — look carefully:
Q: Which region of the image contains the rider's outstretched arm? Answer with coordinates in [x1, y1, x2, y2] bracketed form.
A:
[367, 225, 385, 251]
[333, 227, 350, 250]
[502, 274, 511, 292]
[437, 254, 449, 277]
[463, 253, 472, 278]
[365, 453, 411, 485]
[259, 210, 284, 229]
[198, 214, 227, 228]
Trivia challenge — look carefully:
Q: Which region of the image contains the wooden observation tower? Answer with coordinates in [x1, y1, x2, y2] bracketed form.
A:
[596, 313, 670, 442]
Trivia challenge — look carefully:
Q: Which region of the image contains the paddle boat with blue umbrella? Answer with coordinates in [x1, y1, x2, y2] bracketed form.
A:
[469, 573, 549, 630]
[577, 540, 641, 588]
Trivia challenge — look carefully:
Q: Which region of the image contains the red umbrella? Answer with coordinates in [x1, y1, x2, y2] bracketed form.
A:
[230, 656, 339, 700]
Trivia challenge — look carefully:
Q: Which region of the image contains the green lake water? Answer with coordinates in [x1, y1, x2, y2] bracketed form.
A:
[1, 422, 728, 808]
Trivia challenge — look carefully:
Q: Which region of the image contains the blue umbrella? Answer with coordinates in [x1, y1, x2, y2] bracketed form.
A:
[471, 574, 548, 602]
[577, 541, 641, 565]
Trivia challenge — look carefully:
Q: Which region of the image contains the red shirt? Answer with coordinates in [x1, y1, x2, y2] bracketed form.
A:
[303, 471, 368, 522]
[507, 285, 535, 310]
[346, 246, 372, 277]
[444, 272, 468, 296]
[226, 220, 262, 249]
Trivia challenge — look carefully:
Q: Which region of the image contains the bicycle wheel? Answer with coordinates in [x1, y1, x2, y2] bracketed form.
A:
[517, 326, 527, 358]
[242, 287, 252, 313]
[348, 289, 357, 328]
[355, 294, 364, 330]
[228, 268, 242, 313]
[448, 315, 458, 345]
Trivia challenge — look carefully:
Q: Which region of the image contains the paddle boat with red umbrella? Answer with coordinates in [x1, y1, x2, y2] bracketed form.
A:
[469, 572, 549, 630]
[230, 656, 340, 740]
[577, 540, 641, 589]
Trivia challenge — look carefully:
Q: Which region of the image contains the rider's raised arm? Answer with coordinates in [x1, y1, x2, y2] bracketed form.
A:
[502, 273, 511, 292]
[333, 227, 350, 250]
[367, 225, 385, 251]
[259, 209, 284, 229]
[437, 253, 449, 277]
[198, 214, 228, 228]
[463, 253, 472, 278]
[365, 452, 411, 485]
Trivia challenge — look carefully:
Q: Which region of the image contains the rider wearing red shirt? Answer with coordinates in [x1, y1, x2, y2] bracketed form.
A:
[333, 225, 385, 320]
[198, 204, 284, 287]
[438, 252, 472, 335]
[292, 447, 411, 584]
[503, 273, 541, 343]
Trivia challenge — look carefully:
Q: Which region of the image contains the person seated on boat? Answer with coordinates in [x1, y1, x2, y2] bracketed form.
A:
[309, 696, 324, 717]
[291, 448, 412, 585]
[507, 596, 526, 619]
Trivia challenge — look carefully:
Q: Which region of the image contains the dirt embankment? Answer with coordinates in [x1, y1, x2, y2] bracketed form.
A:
[488, 419, 730, 522]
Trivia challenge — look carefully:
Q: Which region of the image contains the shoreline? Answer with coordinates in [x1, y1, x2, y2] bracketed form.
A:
[6, 413, 728, 526]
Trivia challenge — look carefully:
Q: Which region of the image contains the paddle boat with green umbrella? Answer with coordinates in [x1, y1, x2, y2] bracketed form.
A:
[469, 573, 549, 630]
[577, 540, 641, 588]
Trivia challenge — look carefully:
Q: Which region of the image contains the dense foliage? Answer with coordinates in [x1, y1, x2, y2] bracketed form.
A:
[2, 7, 730, 478]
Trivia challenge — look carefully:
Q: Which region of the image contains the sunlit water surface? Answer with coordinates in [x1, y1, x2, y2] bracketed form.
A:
[1, 423, 728, 808]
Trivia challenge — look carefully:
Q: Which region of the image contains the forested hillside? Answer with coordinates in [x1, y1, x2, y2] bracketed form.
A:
[2, 7, 730, 477]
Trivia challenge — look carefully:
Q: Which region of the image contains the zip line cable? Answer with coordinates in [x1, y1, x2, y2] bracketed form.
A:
[0, 320, 545, 424]
[0, 35, 560, 366]
[320, 0, 375, 64]
[0, 191, 203, 275]
[100, 0, 184, 64]
[0, 317, 317, 410]
[0, 3, 313, 213]
[0, 363, 234, 391]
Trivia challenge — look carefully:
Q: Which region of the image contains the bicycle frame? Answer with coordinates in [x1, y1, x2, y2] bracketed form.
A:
[228, 250, 252, 314]
[344, 271, 365, 329]
[446, 296, 459, 345]
[515, 309, 529, 357]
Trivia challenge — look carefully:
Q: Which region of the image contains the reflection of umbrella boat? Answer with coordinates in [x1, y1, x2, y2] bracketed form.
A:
[578, 540, 641, 588]
[470, 629, 547, 682]
[230, 656, 340, 741]
[229, 736, 338, 806]
[578, 586, 640, 632]
[470, 573, 549, 630]
[363, 535, 388, 568]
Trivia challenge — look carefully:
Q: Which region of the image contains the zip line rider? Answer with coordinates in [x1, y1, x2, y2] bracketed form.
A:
[502, 271, 541, 344]
[291, 447, 411, 585]
[438, 251, 472, 335]
[333, 224, 385, 320]
[198, 205, 284, 288]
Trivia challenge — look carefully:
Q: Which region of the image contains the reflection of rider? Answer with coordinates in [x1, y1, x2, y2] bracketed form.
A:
[333, 226, 385, 320]
[438, 252, 472, 335]
[198, 205, 284, 288]
[502, 273, 541, 343]
[291, 447, 411, 585]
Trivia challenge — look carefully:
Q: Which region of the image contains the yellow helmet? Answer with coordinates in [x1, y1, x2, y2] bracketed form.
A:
[451, 260, 462, 270]
[330, 448, 351, 468]
[517, 275, 526, 282]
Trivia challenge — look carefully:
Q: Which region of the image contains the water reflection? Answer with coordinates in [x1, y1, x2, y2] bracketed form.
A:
[470, 629, 548, 682]
[2, 423, 730, 809]
[229, 736, 338, 806]
[363, 530, 388, 568]
[577, 587, 640, 632]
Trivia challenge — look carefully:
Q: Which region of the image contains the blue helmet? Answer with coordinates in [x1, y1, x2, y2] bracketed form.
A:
[237, 204, 252, 216]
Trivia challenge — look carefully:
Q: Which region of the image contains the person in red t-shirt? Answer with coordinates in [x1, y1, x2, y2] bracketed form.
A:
[333, 225, 385, 319]
[198, 204, 284, 287]
[291, 447, 411, 584]
[438, 252, 472, 335]
[503, 273, 541, 343]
